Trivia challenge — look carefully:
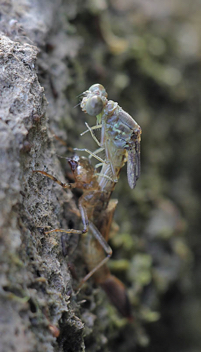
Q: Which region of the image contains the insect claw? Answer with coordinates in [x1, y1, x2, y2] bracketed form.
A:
[80, 130, 88, 136]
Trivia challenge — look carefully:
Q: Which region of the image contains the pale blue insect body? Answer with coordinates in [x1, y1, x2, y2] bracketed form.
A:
[81, 84, 141, 189]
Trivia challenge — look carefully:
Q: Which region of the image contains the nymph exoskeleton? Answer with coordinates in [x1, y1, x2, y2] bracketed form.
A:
[34, 153, 132, 320]
[80, 84, 142, 189]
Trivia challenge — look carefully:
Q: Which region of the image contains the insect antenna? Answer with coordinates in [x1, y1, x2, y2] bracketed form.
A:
[73, 102, 81, 109]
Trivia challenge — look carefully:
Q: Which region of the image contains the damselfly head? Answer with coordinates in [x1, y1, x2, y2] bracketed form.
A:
[80, 84, 108, 116]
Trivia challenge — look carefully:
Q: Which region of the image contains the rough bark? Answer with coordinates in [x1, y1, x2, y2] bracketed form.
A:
[0, 1, 85, 351]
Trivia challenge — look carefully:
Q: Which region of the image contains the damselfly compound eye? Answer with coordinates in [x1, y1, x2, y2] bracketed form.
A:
[89, 84, 107, 98]
[85, 96, 104, 116]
